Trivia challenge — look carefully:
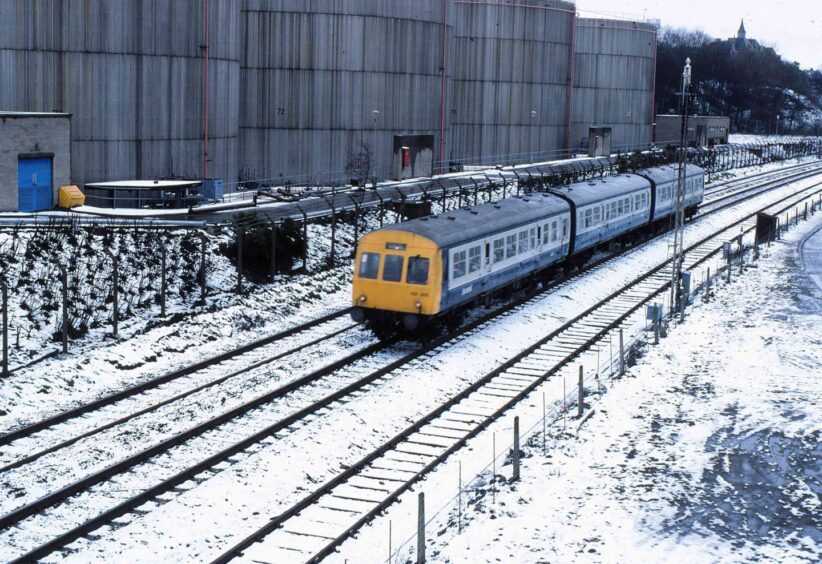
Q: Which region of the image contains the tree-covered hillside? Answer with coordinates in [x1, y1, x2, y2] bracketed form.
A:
[655, 28, 822, 135]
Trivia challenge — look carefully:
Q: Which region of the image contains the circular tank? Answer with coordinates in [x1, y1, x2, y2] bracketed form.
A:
[450, 0, 576, 166]
[239, 0, 451, 184]
[572, 17, 658, 153]
[0, 0, 241, 186]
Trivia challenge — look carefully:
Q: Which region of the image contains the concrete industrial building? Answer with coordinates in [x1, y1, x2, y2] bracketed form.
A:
[1, 0, 660, 195]
[0, 112, 72, 212]
[655, 115, 730, 147]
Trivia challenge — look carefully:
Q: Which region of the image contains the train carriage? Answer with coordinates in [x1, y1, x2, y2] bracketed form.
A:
[352, 164, 706, 334]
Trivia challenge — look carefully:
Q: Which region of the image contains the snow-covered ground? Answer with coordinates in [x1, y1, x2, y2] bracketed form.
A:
[4, 167, 813, 562]
[335, 213, 822, 563]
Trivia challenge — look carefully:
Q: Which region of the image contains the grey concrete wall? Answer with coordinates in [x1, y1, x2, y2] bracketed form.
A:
[0, 115, 71, 211]
[450, 0, 575, 166]
[240, 0, 452, 185]
[572, 18, 657, 154]
[0, 0, 241, 186]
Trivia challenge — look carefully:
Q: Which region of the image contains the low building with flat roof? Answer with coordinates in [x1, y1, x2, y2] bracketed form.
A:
[655, 115, 730, 148]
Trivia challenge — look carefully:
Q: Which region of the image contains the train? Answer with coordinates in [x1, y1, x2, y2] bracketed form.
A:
[351, 164, 705, 334]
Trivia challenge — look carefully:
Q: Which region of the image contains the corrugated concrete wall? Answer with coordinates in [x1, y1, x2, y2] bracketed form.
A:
[0, 114, 71, 211]
[572, 18, 657, 153]
[240, 0, 451, 184]
[0, 0, 240, 185]
[450, 0, 575, 166]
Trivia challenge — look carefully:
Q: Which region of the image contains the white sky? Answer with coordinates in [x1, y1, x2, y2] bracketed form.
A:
[577, 0, 822, 70]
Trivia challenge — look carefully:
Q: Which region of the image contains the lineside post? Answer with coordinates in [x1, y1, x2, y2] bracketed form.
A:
[512, 416, 521, 482]
[578, 366, 584, 418]
[59, 265, 68, 354]
[158, 240, 167, 316]
[269, 222, 277, 281]
[2, 279, 8, 376]
[416, 492, 426, 564]
[236, 227, 244, 294]
[618, 329, 625, 377]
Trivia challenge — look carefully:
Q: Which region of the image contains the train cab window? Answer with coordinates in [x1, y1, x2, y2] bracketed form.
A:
[358, 252, 381, 279]
[518, 231, 529, 254]
[506, 234, 517, 258]
[493, 238, 505, 263]
[407, 257, 430, 285]
[452, 250, 466, 279]
[468, 246, 482, 273]
[383, 254, 404, 282]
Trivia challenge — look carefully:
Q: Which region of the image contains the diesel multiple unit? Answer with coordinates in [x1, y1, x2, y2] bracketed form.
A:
[351, 165, 705, 333]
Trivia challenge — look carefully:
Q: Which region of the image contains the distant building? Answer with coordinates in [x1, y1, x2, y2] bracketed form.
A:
[654, 115, 730, 147]
[718, 20, 773, 56]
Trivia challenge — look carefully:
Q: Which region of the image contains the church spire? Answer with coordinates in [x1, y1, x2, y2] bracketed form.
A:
[738, 19, 746, 40]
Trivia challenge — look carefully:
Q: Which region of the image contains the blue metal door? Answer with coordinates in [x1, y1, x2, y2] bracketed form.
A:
[18, 157, 53, 212]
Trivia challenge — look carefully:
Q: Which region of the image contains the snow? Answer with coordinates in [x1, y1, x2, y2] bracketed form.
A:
[334, 214, 822, 564]
[9, 172, 816, 562]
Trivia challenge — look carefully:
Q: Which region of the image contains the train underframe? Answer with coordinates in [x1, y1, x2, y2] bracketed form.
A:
[355, 204, 700, 339]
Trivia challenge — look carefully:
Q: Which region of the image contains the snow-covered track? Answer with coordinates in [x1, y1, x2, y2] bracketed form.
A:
[212, 182, 822, 564]
[3, 166, 821, 563]
[0, 308, 353, 449]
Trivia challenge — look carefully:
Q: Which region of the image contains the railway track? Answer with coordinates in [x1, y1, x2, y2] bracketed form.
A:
[1, 164, 820, 562]
[215, 179, 822, 564]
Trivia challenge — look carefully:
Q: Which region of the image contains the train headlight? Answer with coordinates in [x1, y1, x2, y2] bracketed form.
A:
[358, 294, 367, 303]
[415, 301, 422, 311]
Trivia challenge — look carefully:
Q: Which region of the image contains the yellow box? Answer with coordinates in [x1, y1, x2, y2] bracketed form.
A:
[59, 185, 85, 208]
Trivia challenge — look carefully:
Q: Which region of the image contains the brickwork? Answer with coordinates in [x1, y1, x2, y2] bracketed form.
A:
[0, 113, 71, 211]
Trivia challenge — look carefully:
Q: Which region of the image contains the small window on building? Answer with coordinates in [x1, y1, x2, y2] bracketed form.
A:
[452, 250, 466, 279]
[407, 257, 430, 285]
[468, 246, 482, 273]
[518, 230, 529, 254]
[359, 252, 380, 279]
[493, 238, 505, 263]
[383, 254, 404, 282]
[506, 234, 517, 258]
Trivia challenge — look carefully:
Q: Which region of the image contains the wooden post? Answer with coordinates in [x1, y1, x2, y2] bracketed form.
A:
[578, 365, 584, 418]
[492, 432, 496, 503]
[329, 200, 337, 266]
[618, 329, 625, 377]
[1, 280, 8, 376]
[416, 492, 425, 564]
[542, 391, 547, 455]
[160, 243, 167, 317]
[512, 416, 521, 482]
[705, 267, 710, 302]
[110, 252, 119, 338]
[269, 222, 277, 281]
[654, 307, 660, 345]
[199, 233, 207, 302]
[458, 461, 462, 533]
[389, 520, 392, 564]
[727, 254, 731, 284]
[60, 265, 68, 354]
[236, 227, 244, 294]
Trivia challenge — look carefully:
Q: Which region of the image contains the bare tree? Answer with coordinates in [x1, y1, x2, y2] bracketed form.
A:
[345, 141, 374, 187]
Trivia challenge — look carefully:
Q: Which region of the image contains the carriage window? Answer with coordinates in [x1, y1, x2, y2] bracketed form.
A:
[407, 257, 430, 285]
[506, 235, 517, 258]
[493, 238, 505, 263]
[383, 254, 404, 282]
[625, 197, 632, 212]
[359, 252, 380, 279]
[468, 246, 482, 273]
[593, 207, 602, 225]
[518, 231, 529, 253]
[561, 218, 568, 238]
[551, 221, 558, 242]
[542, 224, 550, 245]
[537, 226, 542, 245]
[610, 201, 618, 218]
[583, 208, 593, 229]
[617, 199, 624, 216]
[529, 227, 537, 249]
[452, 250, 466, 279]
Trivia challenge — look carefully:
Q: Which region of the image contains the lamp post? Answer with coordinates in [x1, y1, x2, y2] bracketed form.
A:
[776, 114, 781, 136]
[372, 109, 380, 181]
[670, 58, 692, 316]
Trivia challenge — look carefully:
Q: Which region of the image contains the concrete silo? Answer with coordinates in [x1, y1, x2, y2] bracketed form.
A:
[0, 0, 241, 186]
[572, 17, 658, 154]
[450, 0, 576, 166]
[240, 0, 452, 184]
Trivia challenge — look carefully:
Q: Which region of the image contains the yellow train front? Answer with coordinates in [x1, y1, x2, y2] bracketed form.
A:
[350, 228, 443, 333]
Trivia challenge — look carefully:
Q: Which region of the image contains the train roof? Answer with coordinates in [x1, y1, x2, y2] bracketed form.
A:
[634, 163, 703, 185]
[378, 193, 570, 248]
[551, 173, 649, 207]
